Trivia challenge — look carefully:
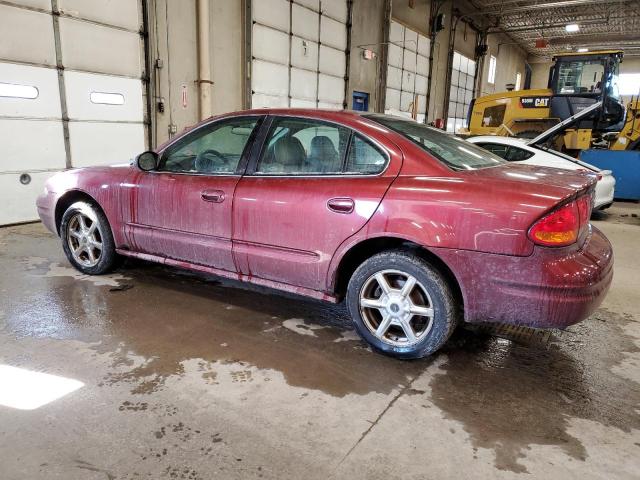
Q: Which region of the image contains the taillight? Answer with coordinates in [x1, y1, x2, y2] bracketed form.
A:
[528, 193, 592, 247]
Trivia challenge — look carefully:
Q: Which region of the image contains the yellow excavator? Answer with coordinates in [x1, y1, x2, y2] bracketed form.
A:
[463, 50, 640, 154]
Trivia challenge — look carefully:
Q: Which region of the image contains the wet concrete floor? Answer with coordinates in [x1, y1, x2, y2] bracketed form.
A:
[0, 203, 639, 479]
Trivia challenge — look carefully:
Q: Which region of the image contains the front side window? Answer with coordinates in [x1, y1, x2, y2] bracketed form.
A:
[256, 118, 350, 175]
[366, 114, 504, 171]
[160, 117, 259, 174]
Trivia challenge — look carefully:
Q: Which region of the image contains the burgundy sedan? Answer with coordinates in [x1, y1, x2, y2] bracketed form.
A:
[36, 109, 613, 359]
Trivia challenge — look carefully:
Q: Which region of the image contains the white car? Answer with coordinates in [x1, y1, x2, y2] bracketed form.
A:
[467, 136, 615, 210]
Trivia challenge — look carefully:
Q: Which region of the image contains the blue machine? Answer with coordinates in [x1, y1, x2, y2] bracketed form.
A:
[352, 91, 369, 112]
[580, 150, 640, 201]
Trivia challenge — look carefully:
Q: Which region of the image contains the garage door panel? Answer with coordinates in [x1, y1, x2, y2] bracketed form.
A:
[389, 21, 404, 44]
[294, 0, 319, 11]
[252, 60, 289, 97]
[64, 71, 143, 122]
[386, 66, 402, 90]
[59, 17, 142, 77]
[416, 74, 428, 95]
[417, 34, 430, 57]
[403, 50, 417, 73]
[291, 37, 318, 71]
[321, 0, 348, 22]
[253, 24, 289, 65]
[290, 98, 317, 108]
[69, 122, 144, 167]
[0, 119, 66, 171]
[252, 93, 288, 108]
[252, 0, 290, 31]
[58, 0, 141, 31]
[385, 88, 400, 111]
[292, 3, 319, 42]
[400, 91, 415, 112]
[388, 44, 402, 68]
[0, 171, 58, 225]
[290, 68, 317, 101]
[401, 71, 415, 92]
[0, 6, 56, 66]
[320, 16, 346, 51]
[12, 0, 51, 9]
[317, 101, 341, 110]
[0, 63, 61, 118]
[319, 46, 345, 78]
[404, 28, 418, 52]
[417, 54, 429, 76]
[318, 74, 343, 104]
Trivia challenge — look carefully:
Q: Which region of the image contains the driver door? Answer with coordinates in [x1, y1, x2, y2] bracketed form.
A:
[126, 116, 261, 271]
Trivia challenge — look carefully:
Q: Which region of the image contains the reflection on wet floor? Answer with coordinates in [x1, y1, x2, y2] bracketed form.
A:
[1, 219, 639, 476]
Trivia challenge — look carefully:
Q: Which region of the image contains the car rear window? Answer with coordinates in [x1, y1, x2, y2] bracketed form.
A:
[364, 114, 505, 171]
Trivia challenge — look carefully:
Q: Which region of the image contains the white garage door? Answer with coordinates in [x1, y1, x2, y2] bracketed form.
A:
[251, 0, 349, 110]
[0, 0, 146, 226]
[447, 51, 476, 133]
[385, 20, 430, 123]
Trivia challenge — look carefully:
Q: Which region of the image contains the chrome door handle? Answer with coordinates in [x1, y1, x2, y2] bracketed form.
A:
[327, 197, 354, 214]
[201, 190, 225, 203]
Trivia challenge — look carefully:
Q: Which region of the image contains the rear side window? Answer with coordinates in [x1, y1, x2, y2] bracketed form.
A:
[505, 146, 534, 161]
[256, 118, 350, 175]
[345, 135, 387, 174]
[364, 114, 504, 171]
[476, 142, 509, 159]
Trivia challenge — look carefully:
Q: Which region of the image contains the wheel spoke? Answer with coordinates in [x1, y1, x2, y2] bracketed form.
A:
[77, 214, 88, 232]
[87, 220, 97, 235]
[375, 314, 393, 338]
[409, 305, 434, 318]
[86, 247, 96, 263]
[400, 275, 417, 298]
[91, 240, 103, 251]
[73, 245, 83, 256]
[400, 320, 418, 343]
[361, 298, 384, 310]
[375, 272, 391, 295]
[70, 229, 82, 239]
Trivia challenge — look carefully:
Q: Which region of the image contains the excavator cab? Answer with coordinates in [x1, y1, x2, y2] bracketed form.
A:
[547, 51, 625, 132]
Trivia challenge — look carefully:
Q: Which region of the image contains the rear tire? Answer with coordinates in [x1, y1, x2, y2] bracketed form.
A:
[60, 201, 118, 275]
[346, 249, 459, 359]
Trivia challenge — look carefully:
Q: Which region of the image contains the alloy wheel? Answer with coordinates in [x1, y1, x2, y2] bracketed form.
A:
[359, 269, 434, 347]
[66, 212, 103, 268]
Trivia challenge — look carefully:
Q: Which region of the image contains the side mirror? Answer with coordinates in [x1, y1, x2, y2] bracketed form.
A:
[136, 151, 159, 171]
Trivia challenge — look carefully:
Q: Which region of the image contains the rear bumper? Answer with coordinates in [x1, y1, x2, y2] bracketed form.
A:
[435, 226, 613, 328]
[594, 175, 615, 209]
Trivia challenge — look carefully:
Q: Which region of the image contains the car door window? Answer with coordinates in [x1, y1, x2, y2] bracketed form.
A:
[505, 146, 535, 161]
[475, 142, 509, 159]
[160, 117, 259, 174]
[345, 135, 387, 174]
[256, 118, 350, 175]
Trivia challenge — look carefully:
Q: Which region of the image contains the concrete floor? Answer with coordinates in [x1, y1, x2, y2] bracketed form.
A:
[0, 203, 639, 480]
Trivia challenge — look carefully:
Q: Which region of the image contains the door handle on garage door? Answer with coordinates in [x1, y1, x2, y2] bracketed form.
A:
[327, 197, 354, 214]
[201, 190, 225, 203]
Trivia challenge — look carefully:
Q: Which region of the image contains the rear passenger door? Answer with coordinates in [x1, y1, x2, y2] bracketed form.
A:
[232, 116, 398, 292]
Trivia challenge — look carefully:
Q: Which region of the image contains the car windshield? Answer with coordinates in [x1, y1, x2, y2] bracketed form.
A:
[364, 114, 505, 171]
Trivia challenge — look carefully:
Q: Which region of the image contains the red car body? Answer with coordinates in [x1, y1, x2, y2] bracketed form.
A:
[37, 109, 613, 329]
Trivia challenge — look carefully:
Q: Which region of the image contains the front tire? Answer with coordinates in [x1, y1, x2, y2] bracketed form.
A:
[346, 249, 458, 359]
[60, 201, 118, 275]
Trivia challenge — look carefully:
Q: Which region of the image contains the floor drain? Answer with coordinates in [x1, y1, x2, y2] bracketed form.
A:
[469, 323, 559, 347]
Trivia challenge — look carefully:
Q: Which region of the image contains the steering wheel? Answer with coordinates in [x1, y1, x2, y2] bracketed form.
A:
[195, 149, 228, 172]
